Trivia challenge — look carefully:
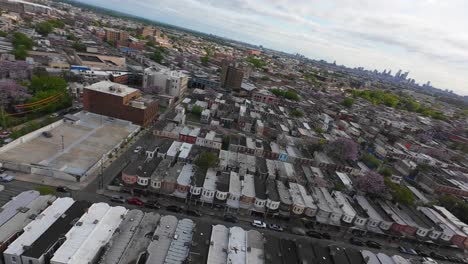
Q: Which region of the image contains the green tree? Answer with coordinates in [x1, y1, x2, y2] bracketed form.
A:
[35, 21, 54, 36]
[0, 31, 7, 37]
[191, 105, 203, 116]
[342, 97, 354, 108]
[150, 50, 163, 63]
[72, 41, 86, 52]
[290, 109, 304, 117]
[195, 152, 219, 172]
[48, 19, 65, 28]
[361, 153, 381, 169]
[200, 56, 209, 66]
[12, 46, 29, 60]
[35, 186, 56, 195]
[28, 76, 71, 114]
[384, 177, 415, 206]
[12, 32, 33, 49]
[246, 57, 266, 68]
[378, 167, 393, 177]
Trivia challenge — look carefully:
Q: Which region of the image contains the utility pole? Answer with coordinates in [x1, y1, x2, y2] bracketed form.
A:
[61, 135, 64, 151]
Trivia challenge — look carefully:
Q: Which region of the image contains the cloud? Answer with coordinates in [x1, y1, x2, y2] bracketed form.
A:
[76, 0, 468, 95]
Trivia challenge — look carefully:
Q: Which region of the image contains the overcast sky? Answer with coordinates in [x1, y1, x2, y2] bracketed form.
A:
[77, 0, 468, 95]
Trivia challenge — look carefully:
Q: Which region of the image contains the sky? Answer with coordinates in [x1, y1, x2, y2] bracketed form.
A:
[76, 0, 468, 96]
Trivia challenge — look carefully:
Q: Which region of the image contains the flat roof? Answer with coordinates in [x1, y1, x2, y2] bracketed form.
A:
[227, 226, 246, 264]
[263, 234, 282, 264]
[189, 220, 212, 264]
[0, 112, 139, 177]
[336, 172, 353, 187]
[265, 179, 279, 202]
[229, 171, 241, 195]
[85, 81, 137, 97]
[280, 239, 299, 264]
[164, 218, 194, 264]
[254, 175, 267, 200]
[51, 203, 112, 263]
[22, 201, 90, 259]
[68, 206, 127, 264]
[116, 212, 160, 264]
[0, 195, 55, 244]
[289, 182, 305, 207]
[204, 168, 218, 191]
[376, 253, 394, 264]
[167, 141, 183, 157]
[354, 195, 385, 222]
[146, 215, 179, 264]
[332, 191, 356, 217]
[4, 197, 75, 257]
[207, 224, 228, 264]
[361, 250, 380, 264]
[99, 209, 145, 264]
[0, 190, 40, 227]
[242, 174, 256, 198]
[246, 230, 264, 264]
[276, 181, 292, 205]
[178, 143, 193, 159]
[329, 246, 350, 264]
[177, 164, 194, 186]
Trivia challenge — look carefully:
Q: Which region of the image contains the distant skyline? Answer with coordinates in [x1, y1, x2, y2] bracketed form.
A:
[75, 0, 468, 96]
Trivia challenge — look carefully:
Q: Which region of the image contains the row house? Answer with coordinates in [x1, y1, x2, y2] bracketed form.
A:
[240, 174, 256, 211]
[417, 207, 455, 242]
[226, 171, 242, 211]
[196, 130, 222, 150]
[276, 181, 292, 218]
[289, 182, 317, 217]
[265, 179, 280, 214]
[179, 127, 200, 144]
[354, 195, 393, 231]
[173, 164, 194, 199]
[201, 169, 218, 204]
[150, 159, 180, 194]
[377, 201, 416, 236]
[253, 176, 267, 213]
[331, 191, 357, 225]
[311, 187, 334, 224]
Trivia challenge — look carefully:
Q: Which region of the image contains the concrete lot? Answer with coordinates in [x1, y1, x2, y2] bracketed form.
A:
[0, 112, 139, 178]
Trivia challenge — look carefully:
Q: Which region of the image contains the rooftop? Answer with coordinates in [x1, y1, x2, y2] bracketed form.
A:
[164, 218, 194, 264]
[242, 174, 256, 198]
[22, 201, 90, 259]
[227, 226, 246, 264]
[85, 81, 138, 97]
[146, 215, 179, 264]
[4, 197, 75, 257]
[207, 224, 229, 264]
[0, 190, 40, 227]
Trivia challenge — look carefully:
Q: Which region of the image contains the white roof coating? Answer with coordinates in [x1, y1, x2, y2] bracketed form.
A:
[355, 195, 383, 221]
[391, 255, 411, 264]
[0, 190, 40, 227]
[207, 225, 229, 264]
[361, 250, 380, 264]
[85, 81, 138, 97]
[51, 203, 112, 264]
[227, 226, 246, 264]
[319, 187, 343, 215]
[68, 206, 127, 264]
[406, 186, 429, 204]
[433, 205, 468, 231]
[332, 191, 356, 217]
[204, 168, 218, 191]
[296, 183, 316, 210]
[336, 172, 353, 187]
[276, 181, 292, 205]
[288, 183, 305, 207]
[146, 215, 178, 264]
[164, 218, 194, 264]
[229, 171, 241, 195]
[311, 187, 332, 214]
[99, 209, 144, 264]
[177, 164, 194, 186]
[4, 197, 74, 257]
[241, 174, 255, 198]
[376, 253, 394, 264]
[178, 143, 193, 159]
[167, 141, 183, 157]
[0, 195, 55, 243]
[246, 230, 264, 264]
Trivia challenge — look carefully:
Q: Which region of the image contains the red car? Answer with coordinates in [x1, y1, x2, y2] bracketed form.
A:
[127, 197, 144, 206]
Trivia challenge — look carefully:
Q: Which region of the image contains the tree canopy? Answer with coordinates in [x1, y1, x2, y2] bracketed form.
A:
[355, 171, 386, 196]
[326, 137, 359, 161]
[271, 89, 300, 101]
[195, 152, 219, 172]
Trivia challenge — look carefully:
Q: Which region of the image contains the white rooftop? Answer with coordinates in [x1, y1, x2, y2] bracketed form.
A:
[336, 172, 353, 188]
[85, 81, 137, 97]
[354, 195, 383, 221]
[207, 225, 229, 264]
[68, 206, 127, 264]
[241, 174, 256, 198]
[167, 141, 183, 157]
[204, 168, 218, 191]
[5, 197, 74, 257]
[227, 226, 246, 264]
[178, 143, 193, 159]
[177, 164, 194, 186]
[332, 191, 357, 217]
[51, 203, 112, 264]
[146, 215, 178, 264]
[229, 171, 241, 195]
[0, 190, 40, 227]
[164, 218, 194, 264]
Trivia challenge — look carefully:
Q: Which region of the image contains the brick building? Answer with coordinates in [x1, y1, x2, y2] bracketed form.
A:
[83, 81, 158, 126]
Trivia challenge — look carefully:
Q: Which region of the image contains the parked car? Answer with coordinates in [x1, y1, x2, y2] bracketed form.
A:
[0, 168, 5, 174]
[56, 186, 69, 193]
[429, 252, 448, 261]
[349, 237, 365, 246]
[415, 249, 429, 257]
[306, 230, 331, 239]
[365, 240, 382, 249]
[251, 220, 267, 229]
[421, 257, 438, 264]
[223, 214, 238, 223]
[0, 173, 14, 182]
[127, 197, 144, 206]
[291, 227, 306, 236]
[50, 113, 59, 118]
[166, 205, 182, 213]
[134, 146, 142, 153]
[144, 201, 161, 209]
[110, 195, 126, 203]
[267, 223, 284, 232]
[186, 209, 202, 217]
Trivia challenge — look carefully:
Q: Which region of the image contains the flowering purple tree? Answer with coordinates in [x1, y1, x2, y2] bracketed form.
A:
[0, 79, 30, 128]
[424, 148, 449, 161]
[355, 171, 386, 196]
[325, 137, 359, 161]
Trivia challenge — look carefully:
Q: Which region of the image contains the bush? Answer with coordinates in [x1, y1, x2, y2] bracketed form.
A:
[195, 152, 219, 172]
[342, 98, 354, 108]
[361, 153, 381, 169]
[35, 21, 54, 36]
[35, 186, 56, 195]
[191, 105, 203, 116]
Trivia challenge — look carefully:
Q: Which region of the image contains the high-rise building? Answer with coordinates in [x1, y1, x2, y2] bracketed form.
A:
[104, 28, 129, 42]
[220, 60, 244, 91]
[143, 66, 188, 98]
[142, 26, 161, 38]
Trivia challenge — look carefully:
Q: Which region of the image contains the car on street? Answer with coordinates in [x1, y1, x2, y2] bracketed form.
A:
[134, 146, 142, 153]
[50, 113, 59, 118]
[415, 249, 429, 257]
[267, 223, 284, 232]
[291, 227, 306, 236]
[365, 240, 382, 249]
[421, 257, 438, 264]
[110, 195, 126, 203]
[251, 220, 267, 229]
[349, 237, 365, 246]
[144, 201, 161, 209]
[56, 186, 69, 193]
[306, 230, 331, 239]
[223, 214, 238, 223]
[186, 209, 202, 217]
[0, 168, 5, 174]
[166, 205, 182, 213]
[127, 197, 144, 206]
[399, 246, 418, 256]
[42, 131, 53, 138]
[0, 173, 14, 182]
[429, 252, 448, 261]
